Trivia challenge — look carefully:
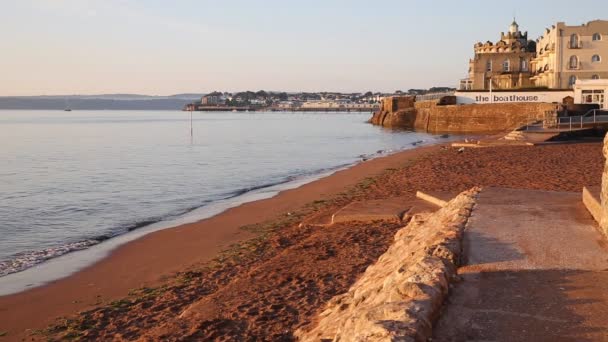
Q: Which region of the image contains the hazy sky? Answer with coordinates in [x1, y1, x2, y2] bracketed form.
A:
[2, 0, 607, 96]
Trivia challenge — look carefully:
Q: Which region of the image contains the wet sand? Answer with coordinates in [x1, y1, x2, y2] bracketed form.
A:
[1, 142, 604, 341]
[0, 143, 443, 340]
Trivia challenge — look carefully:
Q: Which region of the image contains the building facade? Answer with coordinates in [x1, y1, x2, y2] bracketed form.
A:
[460, 20, 536, 90]
[574, 79, 608, 109]
[201, 93, 224, 106]
[531, 20, 608, 89]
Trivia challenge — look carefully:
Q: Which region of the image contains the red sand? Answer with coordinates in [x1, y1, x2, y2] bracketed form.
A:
[0, 142, 604, 341]
[0, 144, 441, 340]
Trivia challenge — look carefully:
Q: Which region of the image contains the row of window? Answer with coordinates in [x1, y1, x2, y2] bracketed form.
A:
[532, 55, 602, 72]
[570, 33, 603, 46]
[568, 75, 602, 86]
[569, 55, 602, 68]
[485, 55, 602, 73]
[485, 59, 528, 72]
[542, 32, 603, 52]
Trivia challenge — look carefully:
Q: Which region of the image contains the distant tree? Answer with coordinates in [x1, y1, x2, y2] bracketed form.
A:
[256, 90, 268, 98]
[277, 92, 288, 101]
[428, 87, 456, 93]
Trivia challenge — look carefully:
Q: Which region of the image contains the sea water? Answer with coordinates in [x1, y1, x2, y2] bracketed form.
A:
[0, 110, 447, 294]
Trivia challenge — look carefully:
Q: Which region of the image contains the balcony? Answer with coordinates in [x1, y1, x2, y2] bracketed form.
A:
[568, 41, 583, 49]
[539, 48, 554, 57]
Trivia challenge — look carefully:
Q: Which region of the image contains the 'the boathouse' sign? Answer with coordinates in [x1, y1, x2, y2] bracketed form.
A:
[455, 91, 573, 104]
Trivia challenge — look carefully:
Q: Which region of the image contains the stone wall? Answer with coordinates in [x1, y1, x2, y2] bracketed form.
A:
[600, 133, 608, 236]
[295, 188, 480, 342]
[370, 95, 558, 133]
[414, 101, 558, 133]
[369, 96, 416, 128]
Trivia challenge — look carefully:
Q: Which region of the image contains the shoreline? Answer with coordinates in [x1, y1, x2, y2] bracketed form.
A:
[35, 140, 606, 340]
[0, 163, 352, 296]
[0, 142, 446, 338]
[0, 138, 445, 295]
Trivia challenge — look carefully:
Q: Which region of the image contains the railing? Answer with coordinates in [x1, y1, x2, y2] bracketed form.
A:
[519, 111, 551, 131]
[568, 41, 583, 49]
[416, 92, 455, 101]
[554, 110, 608, 130]
[582, 108, 600, 118]
[519, 109, 608, 131]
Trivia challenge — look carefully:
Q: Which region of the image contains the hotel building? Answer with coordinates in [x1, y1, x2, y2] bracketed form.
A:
[530, 20, 608, 89]
[457, 19, 608, 109]
[460, 20, 536, 91]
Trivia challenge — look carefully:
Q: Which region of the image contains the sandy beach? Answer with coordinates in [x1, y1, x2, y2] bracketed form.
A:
[0, 141, 604, 341]
[0, 143, 442, 340]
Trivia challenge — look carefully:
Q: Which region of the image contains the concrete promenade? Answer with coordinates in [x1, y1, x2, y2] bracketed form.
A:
[433, 187, 608, 341]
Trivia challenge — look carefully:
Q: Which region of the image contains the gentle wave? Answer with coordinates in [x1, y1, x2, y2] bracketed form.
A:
[0, 239, 100, 277]
[0, 161, 358, 278]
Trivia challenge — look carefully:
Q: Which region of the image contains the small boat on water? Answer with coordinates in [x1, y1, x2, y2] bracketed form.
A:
[64, 108, 72, 112]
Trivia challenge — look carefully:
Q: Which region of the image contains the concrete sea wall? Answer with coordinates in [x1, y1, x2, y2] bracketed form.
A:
[370, 96, 558, 133]
[295, 188, 479, 342]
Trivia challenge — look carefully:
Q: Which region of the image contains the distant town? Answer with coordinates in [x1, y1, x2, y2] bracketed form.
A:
[0, 88, 455, 111]
[183, 88, 456, 112]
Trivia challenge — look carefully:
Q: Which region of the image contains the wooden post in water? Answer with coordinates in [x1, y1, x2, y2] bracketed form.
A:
[190, 109, 193, 138]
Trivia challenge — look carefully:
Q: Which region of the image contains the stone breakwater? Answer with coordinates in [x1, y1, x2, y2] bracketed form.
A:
[295, 187, 480, 341]
[369, 96, 418, 129]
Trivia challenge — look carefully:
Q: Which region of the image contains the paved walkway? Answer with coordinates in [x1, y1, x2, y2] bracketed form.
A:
[433, 187, 608, 341]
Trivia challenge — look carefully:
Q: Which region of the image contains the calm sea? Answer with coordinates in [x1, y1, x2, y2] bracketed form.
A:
[0, 110, 447, 293]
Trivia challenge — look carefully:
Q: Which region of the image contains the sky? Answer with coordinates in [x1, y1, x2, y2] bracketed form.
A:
[1, 0, 607, 96]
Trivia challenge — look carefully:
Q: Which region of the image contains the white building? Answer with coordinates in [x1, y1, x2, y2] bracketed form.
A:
[454, 90, 573, 104]
[531, 20, 608, 89]
[574, 79, 608, 109]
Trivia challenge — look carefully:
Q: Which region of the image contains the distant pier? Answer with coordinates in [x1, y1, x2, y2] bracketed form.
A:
[183, 104, 378, 113]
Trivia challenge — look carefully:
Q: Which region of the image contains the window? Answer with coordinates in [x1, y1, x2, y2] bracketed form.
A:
[520, 58, 528, 72]
[582, 89, 605, 107]
[570, 34, 580, 48]
[592, 55, 601, 63]
[503, 59, 510, 72]
[569, 75, 577, 87]
[592, 75, 600, 80]
[593, 33, 602, 41]
[544, 64, 549, 71]
[569, 55, 579, 69]
[459, 79, 473, 90]
[486, 60, 492, 72]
